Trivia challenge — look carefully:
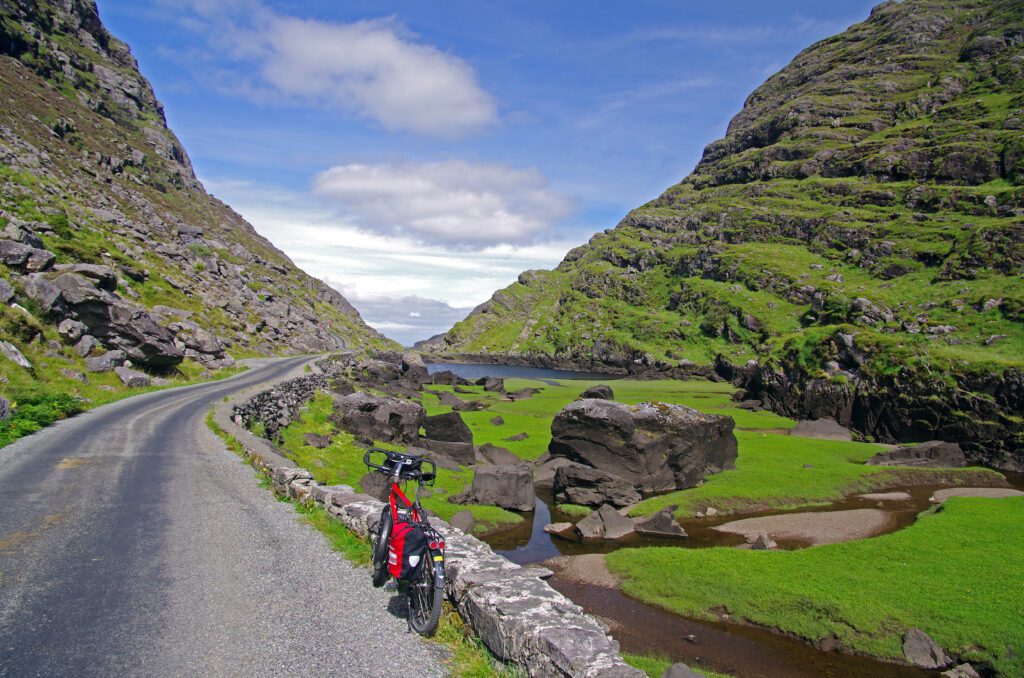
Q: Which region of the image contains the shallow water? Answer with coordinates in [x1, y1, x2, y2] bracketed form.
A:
[425, 361, 620, 382]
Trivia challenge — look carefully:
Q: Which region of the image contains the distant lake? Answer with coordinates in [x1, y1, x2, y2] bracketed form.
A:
[425, 362, 620, 381]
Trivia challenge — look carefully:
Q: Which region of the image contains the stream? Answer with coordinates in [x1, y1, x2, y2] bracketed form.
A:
[426, 362, 1020, 676]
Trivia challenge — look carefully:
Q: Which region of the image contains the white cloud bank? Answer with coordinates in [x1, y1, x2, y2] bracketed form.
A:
[172, 3, 497, 138]
[313, 160, 572, 246]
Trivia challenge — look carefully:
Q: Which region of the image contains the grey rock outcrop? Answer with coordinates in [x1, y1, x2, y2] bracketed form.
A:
[85, 349, 126, 372]
[114, 365, 151, 388]
[576, 504, 635, 540]
[0, 341, 31, 369]
[553, 462, 641, 508]
[550, 399, 737, 494]
[903, 628, 950, 669]
[867, 441, 967, 468]
[332, 392, 424, 445]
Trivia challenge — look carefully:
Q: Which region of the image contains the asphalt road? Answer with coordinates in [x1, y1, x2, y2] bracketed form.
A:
[0, 357, 447, 677]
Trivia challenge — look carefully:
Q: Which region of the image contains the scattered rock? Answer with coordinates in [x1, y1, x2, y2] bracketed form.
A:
[476, 442, 520, 466]
[504, 432, 529, 442]
[0, 396, 10, 421]
[866, 441, 967, 468]
[576, 504, 636, 540]
[749, 532, 777, 550]
[60, 368, 87, 383]
[449, 509, 476, 534]
[454, 463, 535, 512]
[660, 664, 704, 678]
[400, 351, 429, 383]
[941, 663, 980, 678]
[419, 438, 477, 467]
[431, 370, 468, 386]
[903, 628, 950, 669]
[423, 411, 474, 444]
[544, 522, 574, 536]
[633, 506, 688, 538]
[705, 507, 719, 517]
[736, 399, 763, 411]
[303, 433, 333, 449]
[358, 471, 390, 502]
[579, 384, 615, 400]
[85, 349, 126, 372]
[57, 319, 87, 342]
[0, 278, 14, 304]
[549, 399, 737, 494]
[791, 418, 853, 441]
[506, 387, 541, 401]
[490, 416, 505, 426]
[114, 365, 151, 388]
[73, 335, 99, 357]
[479, 377, 505, 393]
[553, 462, 641, 508]
[0, 341, 31, 369]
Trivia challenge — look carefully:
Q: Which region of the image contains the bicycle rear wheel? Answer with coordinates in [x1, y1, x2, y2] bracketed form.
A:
[407, 552, 443, 637]
[371, 506, 392, 588]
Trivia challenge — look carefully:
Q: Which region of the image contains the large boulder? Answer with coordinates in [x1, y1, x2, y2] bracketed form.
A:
[866, 441, 967, 468]
[903, 628, 950, 669]
[423, 411, 473, 444]
[432, 370, 469, 386]
[401, 352, 429, 383]
[114, 365, 151, 388]
[549, 399, 737, 494]
[553, 462, 641, 508]
[476, 443, 520, 466]
[418, 439, 477, 468]
[357, 358, 402, 385]
[0, 240, 54, 272]
[455, 463, 535, 512]
[479, 376, 505, 393]
[791, 417, 853, 441]
[85, 349, 126, 373]
[576, 504, 635, 540]
[534, 456, 574, 492]
[331, 392, 424, 445]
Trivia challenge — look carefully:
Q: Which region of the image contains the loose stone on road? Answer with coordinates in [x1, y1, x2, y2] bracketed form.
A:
[0, 358, 447, 677]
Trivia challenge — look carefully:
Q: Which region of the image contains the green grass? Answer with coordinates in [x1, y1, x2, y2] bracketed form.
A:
[296, 503, 372, 565]
[608, 497, 1024, 676]
[275, 392, 522, 534]
[622, 652, 731, 678]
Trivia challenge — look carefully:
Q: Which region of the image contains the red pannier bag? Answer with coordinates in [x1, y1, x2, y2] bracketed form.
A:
[388, 521, 429, 580]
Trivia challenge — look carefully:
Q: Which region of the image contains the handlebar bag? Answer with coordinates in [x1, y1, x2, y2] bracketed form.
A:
[388, 521, 429, 580]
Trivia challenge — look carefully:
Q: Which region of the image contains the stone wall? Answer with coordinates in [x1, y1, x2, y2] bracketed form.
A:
[214, 359, 642, 678]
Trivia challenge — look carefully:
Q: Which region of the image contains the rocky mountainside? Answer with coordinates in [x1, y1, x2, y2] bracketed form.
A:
[0, 2, 392, 371]
[430, 0, 1024, 469]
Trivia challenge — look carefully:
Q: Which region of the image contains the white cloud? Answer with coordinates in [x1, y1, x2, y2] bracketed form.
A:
[313, 160, 572, 246]
[170, 3, 497, 138]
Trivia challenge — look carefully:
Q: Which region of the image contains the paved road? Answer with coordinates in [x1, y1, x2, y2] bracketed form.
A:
[0, 358, 447, 677]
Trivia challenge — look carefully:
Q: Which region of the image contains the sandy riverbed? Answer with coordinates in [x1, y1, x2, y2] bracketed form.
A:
[712, 508, 892, 545]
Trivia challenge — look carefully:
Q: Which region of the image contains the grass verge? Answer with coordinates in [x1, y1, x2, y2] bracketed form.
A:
[607, 497, 1024, 676]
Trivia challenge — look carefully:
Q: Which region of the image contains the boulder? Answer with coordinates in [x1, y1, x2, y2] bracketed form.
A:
[57, 319, 87, 343]
[332, 392, 424, 445]
[423, 411, 473, 444]
[504, 432, 529, 442]
[449, 509, 476, 534]
[457, 463, 535, 512]
[576, 504, 635, 540]
[490, 416, 505, 426]
[400, 352, 429, 383]
[866, 441, 967, 468]
[432, 370, 468, 386]
[633, 506, 688, 538]
[750, 532, 777, 550]
[941, 664, 980, 678]
[580, 384, 614, 400]
[549, 399, 737, 494]
[0, 240, 54, 272]
[0, 278, 14, 304]
[791, 418, 853, 441]
[476, 443, 520, 466]
[114, 366, 151, 388]
[0, 341, 31, 369]
[419, 438, 477, 467]
[903, 628, 950, 669]
[480, 377, 505, 393]
[303, 433, 333, 449]
[86, 350, 126, 373]
[23, 273, 63, 314]
[534, 457, 574, 491]
[544, 522, 574, 536]
[357, 359, 402, 385]
[358, 471, 390, 502]
[60, 368, 87, 383]
[553, 462, 641, 508]
[74, 335, 99, 357]
[52, 263, 117, 291]
[0, 396, 10, 421]
[507, 387, 541, 401]
[661, 664, 704, 678]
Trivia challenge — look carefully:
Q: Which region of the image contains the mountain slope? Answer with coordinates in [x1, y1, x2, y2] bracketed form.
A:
[0, 0, 395, 440]
[432, 0, 1024, 468]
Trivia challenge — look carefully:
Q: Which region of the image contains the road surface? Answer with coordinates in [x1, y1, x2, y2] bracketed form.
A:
[0, 357, 447, 677]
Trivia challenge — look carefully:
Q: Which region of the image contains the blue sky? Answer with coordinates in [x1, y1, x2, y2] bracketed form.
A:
[98, 0, 879, 346]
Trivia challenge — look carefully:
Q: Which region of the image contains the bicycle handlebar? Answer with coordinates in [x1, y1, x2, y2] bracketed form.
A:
[362, 447, 436, 484]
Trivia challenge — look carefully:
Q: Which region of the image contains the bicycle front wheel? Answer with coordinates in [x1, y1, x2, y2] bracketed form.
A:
[371, 506, 392, 588]
[407, 552, 443, 637]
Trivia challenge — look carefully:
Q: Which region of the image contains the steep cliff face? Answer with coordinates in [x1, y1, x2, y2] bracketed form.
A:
[0, 0, 393, 366]
[432, 0, 1024, 467]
